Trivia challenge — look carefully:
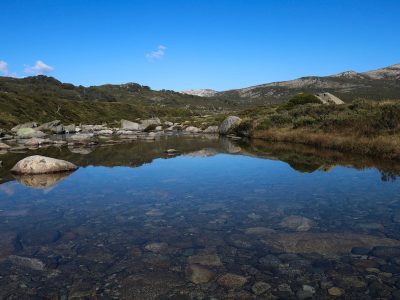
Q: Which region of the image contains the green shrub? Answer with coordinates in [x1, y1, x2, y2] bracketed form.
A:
[232, 119, 253, 137]
[293, 116, 316, 128]
[282, 92, 322, 110]
[255, 118, 272, 130]
[270, 113, 292, 126]
[376, 104, 400, 131]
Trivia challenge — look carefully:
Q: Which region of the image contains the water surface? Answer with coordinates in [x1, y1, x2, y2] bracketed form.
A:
[1, 136, 400, 299]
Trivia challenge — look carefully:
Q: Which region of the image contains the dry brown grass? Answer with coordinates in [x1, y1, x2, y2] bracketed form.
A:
[253, 128, 400, 160]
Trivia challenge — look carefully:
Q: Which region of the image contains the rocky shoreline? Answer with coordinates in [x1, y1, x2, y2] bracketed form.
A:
[0, 116, 245, 155]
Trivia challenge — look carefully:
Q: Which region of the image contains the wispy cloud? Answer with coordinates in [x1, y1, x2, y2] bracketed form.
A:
[24, 60, 54, 75]
[0, 60, 9, 75]
[146, 45, 167, 61]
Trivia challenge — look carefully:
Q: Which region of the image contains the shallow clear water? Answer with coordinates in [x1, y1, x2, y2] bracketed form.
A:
[1, 136, 400, 299]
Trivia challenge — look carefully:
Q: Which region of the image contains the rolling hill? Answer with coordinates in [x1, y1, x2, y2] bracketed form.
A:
[196, 64, 400, 104]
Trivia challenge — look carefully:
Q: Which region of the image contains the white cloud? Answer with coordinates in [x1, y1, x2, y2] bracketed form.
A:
[0, 60, 9, 75]
[24, 60, 54, 75]
[146, 45, 167, 61]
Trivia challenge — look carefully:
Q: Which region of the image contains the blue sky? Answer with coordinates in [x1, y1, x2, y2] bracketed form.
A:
[1, 0, 399, 90]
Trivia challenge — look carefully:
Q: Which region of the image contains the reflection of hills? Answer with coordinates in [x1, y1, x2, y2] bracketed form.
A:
[13, 172, 74, 189]
[239, 139, 400, 179]
[1, 136, 400, 185]
[0, 136, 238, 184]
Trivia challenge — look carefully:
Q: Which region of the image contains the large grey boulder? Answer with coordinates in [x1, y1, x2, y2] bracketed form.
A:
[121, 120, 140, 130]
[11, 122, 38, 133]
[11, 155, 78, 175]
[219, 116, 242, 135]
[64, 124, 76, 133]
[51, 125, 65, 134]
[37, 120, 61, 131]
[139, 118, 161, 130]
[67, 133, 95, 144]
[16, 128, 47, 139]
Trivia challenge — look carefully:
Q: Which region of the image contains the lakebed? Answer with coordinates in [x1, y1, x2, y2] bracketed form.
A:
[1, 135, 400, 299]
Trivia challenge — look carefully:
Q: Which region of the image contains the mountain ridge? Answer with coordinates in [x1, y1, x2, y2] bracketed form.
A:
[212, 63, 400, 103]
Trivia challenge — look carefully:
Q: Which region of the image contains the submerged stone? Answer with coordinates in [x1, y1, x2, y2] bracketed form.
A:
[188, 254, 223, 267]
[280, 215, 314, 231]
[8, 255, 45, 271]
[186, 264, 215, 284]
[217, 273, 247, 289]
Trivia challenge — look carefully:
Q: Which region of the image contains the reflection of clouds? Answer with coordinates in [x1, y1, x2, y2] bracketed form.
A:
[0, 182, 17, 196]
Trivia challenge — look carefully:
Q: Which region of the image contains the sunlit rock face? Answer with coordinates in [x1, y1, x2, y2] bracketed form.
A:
[11, 155, 78, 175]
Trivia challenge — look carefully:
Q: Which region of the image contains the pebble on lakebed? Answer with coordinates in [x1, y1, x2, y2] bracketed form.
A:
[10, 155, 78, 175]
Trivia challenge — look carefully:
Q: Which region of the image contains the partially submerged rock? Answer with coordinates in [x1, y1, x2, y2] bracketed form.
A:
[0, 142, 11, 150]
[11, 155, 78, 175]
[24, 138, 52, 147]
[67, 133, 95, 144]
[219, 116, 241, 135]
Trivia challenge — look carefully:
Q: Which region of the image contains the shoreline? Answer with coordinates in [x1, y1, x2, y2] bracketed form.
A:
[251, 128, 400, 161]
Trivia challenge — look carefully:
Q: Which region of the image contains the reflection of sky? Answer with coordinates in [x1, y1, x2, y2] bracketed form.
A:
[0, 154, 399, 207]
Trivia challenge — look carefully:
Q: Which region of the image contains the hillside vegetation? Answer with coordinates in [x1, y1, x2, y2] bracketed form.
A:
[0, 76, 236, 128]
[238, 97, 400, 159]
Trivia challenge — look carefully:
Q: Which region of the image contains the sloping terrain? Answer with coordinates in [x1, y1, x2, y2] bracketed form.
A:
[216, 64, 400, 104]
[0, 76, 237, 128]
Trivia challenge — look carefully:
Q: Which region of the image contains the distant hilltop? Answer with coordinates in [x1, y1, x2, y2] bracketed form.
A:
[180, 64, 400, 104]
[180, 89, 218, 97]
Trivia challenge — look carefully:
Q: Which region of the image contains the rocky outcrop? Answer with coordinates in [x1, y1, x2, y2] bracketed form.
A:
[219, 116, 241, 135]
[315, 92, 344, 105]
[11, 155, 78, 175]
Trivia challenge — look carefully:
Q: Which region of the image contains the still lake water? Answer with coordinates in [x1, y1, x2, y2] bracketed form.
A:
[1, 136, 400, 299]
